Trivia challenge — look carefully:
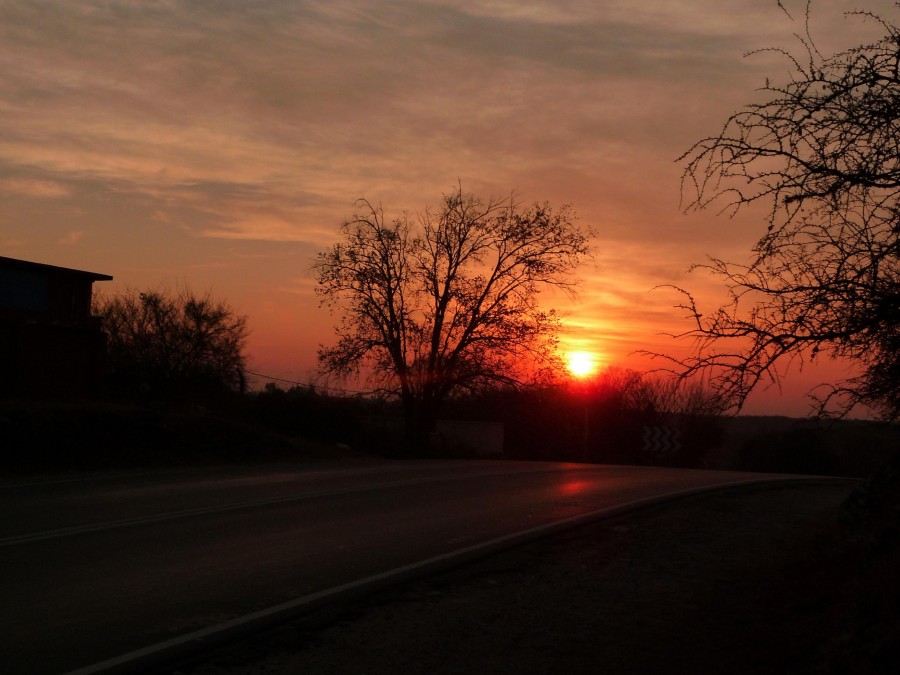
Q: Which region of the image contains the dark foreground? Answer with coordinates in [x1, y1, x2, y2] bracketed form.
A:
[164, 481, 898, 675]
[6, 462, 795, 673]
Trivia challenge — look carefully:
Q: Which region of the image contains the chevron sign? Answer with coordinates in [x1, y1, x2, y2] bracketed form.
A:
[642, 426, 682, 457]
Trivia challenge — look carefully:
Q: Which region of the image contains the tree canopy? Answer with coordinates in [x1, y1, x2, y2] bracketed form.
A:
[96, 288, 249, 400]
[667, 4, 900, 421]
[314, 186, 591, 449]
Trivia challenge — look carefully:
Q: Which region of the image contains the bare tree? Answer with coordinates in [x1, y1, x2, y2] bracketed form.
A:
[96, 288, 249, 399]
[629, 374, 725, 418]
[315, 185, 591, 450]
[662, 4, 900, 421]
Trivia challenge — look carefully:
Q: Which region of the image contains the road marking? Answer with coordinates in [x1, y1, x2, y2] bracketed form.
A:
[64, 475, 853, 675]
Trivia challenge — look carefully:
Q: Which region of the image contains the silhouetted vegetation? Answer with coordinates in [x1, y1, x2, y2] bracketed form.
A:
[0, 400, 337, 472]
[663, 5, 900, 423]
[7, 368, 897, 475]
[314, 185, 591, 452]
[737, 428, 840, 476]
[245, 383, 369, 445]
[95, 287, 249, 402]
[442, 368, 723, 467]
[662, 8, 900, 656]
[243, 369, 727, 466]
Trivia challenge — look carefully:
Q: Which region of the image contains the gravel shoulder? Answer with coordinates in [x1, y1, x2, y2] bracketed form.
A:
[165, 481, 885, 675]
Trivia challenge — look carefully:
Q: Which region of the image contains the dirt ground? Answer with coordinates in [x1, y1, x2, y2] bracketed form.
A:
[164, 481, 898, 675]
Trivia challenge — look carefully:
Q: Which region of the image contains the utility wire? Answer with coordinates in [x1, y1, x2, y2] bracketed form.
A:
[241, 369, 373, 396]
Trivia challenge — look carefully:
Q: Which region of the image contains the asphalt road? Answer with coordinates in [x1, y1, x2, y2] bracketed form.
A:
[0, 460, 781, 674]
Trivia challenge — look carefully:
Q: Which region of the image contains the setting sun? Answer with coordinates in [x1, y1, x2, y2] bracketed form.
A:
[566, 351, 597, 379]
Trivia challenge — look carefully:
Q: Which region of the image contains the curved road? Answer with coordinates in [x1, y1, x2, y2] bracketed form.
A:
[0, 460, 786, 674]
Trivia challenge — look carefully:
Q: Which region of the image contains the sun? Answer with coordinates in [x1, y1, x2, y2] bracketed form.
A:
[566, 351, 597, 379]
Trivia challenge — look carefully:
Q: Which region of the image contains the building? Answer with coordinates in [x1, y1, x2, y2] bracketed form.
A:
[0, 256, 112, 398]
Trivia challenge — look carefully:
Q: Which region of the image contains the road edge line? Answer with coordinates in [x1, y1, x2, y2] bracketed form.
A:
[65, 475, 854, 675]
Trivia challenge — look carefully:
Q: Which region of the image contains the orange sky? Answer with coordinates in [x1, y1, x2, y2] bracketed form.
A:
[0, 1, 884, 416]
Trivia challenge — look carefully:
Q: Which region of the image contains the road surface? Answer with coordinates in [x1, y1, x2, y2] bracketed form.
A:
[0, 460, 783, 674]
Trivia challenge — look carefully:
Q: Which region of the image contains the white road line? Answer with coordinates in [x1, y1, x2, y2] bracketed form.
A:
[65, 475, 852, 675]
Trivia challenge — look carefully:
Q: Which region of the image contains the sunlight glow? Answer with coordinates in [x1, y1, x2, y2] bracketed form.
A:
[566, 351, 597, 379]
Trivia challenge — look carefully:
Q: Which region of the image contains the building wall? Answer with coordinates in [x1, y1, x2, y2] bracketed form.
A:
[0, 265, 96, 326]
[0, 320, 107, 398]
[0, 257, 110, 400]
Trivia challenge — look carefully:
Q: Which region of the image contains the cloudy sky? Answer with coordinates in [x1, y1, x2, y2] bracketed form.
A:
[0, 0, 885, 414]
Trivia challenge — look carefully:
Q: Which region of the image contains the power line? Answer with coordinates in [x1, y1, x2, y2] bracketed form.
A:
[241, 369, 373, 396]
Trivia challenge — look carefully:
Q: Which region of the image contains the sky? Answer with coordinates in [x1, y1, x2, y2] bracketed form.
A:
[0, 0, 888, 415]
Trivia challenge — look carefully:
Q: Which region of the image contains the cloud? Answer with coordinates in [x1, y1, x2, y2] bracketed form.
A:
[57, 230, 86, 246]
[0, 0, 795, 262]
[0, 1, 775, 187]
[0, 0, 883, 399]
[199, 219, 324, 243]
[0, 178, 71, 199]
[1, 236, 25, 249]
[276, 276, 320, 297]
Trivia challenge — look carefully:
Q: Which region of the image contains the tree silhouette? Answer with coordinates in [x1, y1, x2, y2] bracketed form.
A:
[96, 288, 249, 399]
[665, 5, 900, 421]
[315, 185, 590, 451]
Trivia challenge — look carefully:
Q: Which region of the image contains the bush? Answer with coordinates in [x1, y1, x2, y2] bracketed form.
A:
[95, 288, 249, 401]
[736, 428, 840, 476]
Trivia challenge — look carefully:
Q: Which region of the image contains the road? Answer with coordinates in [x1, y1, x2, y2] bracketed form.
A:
[0, 460, 783, 674]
